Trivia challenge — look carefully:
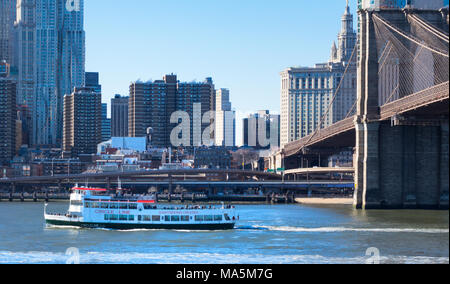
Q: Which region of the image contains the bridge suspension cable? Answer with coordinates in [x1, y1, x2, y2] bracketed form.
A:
[294, 41, 358, 155]
[373, 12, 449, 106]
[372, 14, 449, 58]
[407, 14, 449, 43]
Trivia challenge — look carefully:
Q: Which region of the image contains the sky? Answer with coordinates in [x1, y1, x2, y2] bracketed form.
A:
[84, 0, 358, 145]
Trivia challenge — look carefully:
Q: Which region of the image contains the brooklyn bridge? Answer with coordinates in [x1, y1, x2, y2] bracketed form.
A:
[281, 8, 449, 209]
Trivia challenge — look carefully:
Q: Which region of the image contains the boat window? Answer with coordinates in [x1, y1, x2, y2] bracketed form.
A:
[101, 203, 109, 209]
[119, 215, 128, 221]
[110, 215, 118, 221]
[129, 203, 138, 210]
[138, 215, 142, 221]
[85, 202, 91, 208]
[119, 203, 128, 209]
[110, 203, 118, 209]
[71, 200, 82, 206]
[214, 215, 223, 221]
[128, 215, 135, 221]
[181, 216, 189, 222]
[92, 202, 100, 208]
[224, 214, 231, 221]
[171, 215, 180, 222]
[195, 215, 204, 222]
[143, 204, 155, 210]
[143, 215, 151, 222]
[152, 215, 160, 222]
[104, 215, 109, 221]
[204, 215, 213, 221]
[164, 216, 170, 222]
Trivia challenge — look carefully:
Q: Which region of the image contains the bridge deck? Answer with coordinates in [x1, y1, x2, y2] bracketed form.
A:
[284, 81, 449, 157]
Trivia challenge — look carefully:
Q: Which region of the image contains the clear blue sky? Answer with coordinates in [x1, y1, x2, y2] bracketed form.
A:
[85, 0, 357, 143]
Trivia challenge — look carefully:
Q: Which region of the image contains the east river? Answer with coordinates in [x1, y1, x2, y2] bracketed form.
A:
[0, 202, 448, 264]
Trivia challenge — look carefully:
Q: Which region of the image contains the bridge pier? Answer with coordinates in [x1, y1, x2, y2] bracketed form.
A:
[354, 9, 450, 209]
[355, 121, 449, 209]
[439, 121, 449, 209]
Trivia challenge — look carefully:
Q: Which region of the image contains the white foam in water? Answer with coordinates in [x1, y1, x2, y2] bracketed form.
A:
[0, 251, 448, 264]
[249, 226, 449, 234]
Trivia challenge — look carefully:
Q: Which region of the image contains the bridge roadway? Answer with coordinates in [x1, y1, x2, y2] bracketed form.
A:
[0, 169, 281, 184]
[284, 167, 354, 175]
[65, 180, 354, 189]
[284, 81, 449, 157]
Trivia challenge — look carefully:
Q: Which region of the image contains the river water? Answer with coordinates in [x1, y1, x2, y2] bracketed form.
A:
[0, 202, 448, 264]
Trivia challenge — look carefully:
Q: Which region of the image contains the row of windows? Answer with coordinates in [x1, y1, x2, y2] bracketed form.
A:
[102, 214, 226, 222]
[85, 202, 138, 210]
[104, 214, 135, 221]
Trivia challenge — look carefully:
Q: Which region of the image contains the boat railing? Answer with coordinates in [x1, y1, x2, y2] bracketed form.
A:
[157, 205, 235, 211]
[45, 212, 82, 222]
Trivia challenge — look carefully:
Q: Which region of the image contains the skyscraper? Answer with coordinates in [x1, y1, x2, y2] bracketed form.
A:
[15, 0, 85, 147]
[0, 61, 16, 165]
[111, 94, 129, 137]
[215, 88, 235, 147]
[280, 2, 357, 148]
[0, 0, 16, 63]
[63, 87, 101, 156]
[129, 75, 213, 148]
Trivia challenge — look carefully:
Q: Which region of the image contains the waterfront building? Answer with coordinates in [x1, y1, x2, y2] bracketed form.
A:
[15, 0, 86, 147]
[215, 88, 236, 147]
[280, 2, 357, 148]
[194, 146, 231, 169]
[32, 158, 83, 176]
[111, 94, 129, 137]
[0, 61, 16, 165]
[129, 74, 213, 148]
[63, 87, 101, 156]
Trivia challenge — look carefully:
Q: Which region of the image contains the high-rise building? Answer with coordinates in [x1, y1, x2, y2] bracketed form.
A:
[111, 94, 129, 137]
[215, 89, 235, 147]
[15, 0, 85, 147]
[243, 110, 280, 150]
[280, 2, 357, 148]
[129, 75, 213, 148]
[101, 103, 111, 142]
[85, 72, 101, 93]
[0, 61, 16, 165]
[63, 87, 101, 156]
[84, 72, 109, 142]
[0, 0, 16, 63]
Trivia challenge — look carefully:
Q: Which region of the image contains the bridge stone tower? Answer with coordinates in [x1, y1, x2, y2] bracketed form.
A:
[354, 8, 449, 209]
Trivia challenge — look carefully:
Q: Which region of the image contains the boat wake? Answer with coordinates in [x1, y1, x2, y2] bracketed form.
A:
[237, 225, 449, 234]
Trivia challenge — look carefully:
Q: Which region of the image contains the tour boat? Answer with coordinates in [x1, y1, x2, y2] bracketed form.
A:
[44, 186, 237, 230]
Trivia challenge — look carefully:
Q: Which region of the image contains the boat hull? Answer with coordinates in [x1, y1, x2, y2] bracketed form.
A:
[46, 219, 235, 231]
